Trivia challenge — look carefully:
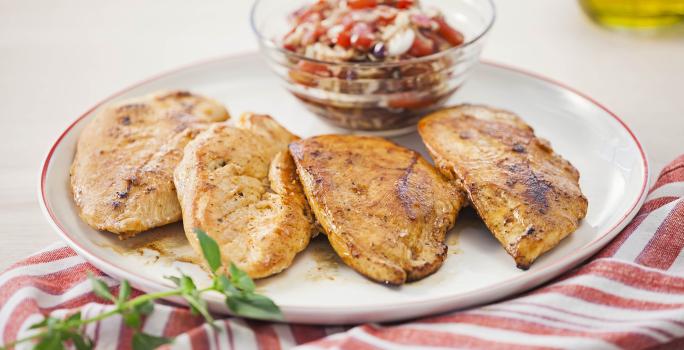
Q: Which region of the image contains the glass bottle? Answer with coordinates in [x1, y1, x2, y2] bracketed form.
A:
[580, 0, 684, 30]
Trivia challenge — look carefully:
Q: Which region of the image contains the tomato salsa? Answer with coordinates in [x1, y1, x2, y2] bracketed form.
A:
[282, 0, 465, 62]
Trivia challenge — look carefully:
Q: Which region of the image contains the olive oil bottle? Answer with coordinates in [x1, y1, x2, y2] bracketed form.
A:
[580, 0, 684, 29]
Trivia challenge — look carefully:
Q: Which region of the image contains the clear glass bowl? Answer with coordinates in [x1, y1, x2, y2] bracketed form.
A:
[251, 0, 496, 135]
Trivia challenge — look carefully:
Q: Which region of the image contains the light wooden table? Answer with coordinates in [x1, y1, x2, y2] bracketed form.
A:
[1, 0, 683, 270]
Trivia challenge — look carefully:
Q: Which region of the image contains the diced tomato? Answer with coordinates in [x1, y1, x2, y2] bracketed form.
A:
[347, 0, 377, 10]
[352, 34, 374, 50]
[297, 60, 331, 77]
[293, 8, 316, 24]
[301, 24, 325, 46]
[435, 17, 464, 46]
[410, 13, 433, 28]
[339, 13, 355, 29]
[394, 0, 414, 9]
[376, 9, 397, 26]
[350, 22, 375, 50]
[408, 32, 434, 57]
[291, 60, 331, 87]
[387, 92, 435, 109]
[336, 30, 352, 48]
[282, 31, 298, 51]
[289, 70, 315, 87]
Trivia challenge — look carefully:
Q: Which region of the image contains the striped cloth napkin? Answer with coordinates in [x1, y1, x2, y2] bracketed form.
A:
[2, 154, 684, 350]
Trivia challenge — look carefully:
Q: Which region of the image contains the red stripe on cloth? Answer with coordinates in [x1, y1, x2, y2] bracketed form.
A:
[597, 198, 681, 259]
[558, 259, 684, 293]
[212, 325, 221, 350]
[648, 326, 676, 339]
[2, 298, 40, 345]
[93, 304, 103, 345]
[182, 324, 211, 350]
[362, 324, 556, 350]
[486, 304, 678, 344]
[290, 324, 328, 345]
[652, 335, 684, 350]
[246, 320, 281, 350]
[2, 286, 106, 345]
[508, 301, 644, 325]
[650, 157, 684, 192]
[421, 313, 659, 349]
[598, 204, 682, 261]
[162, 308, 204, 337]
[483, 306, 594, 330]
[596, 213, 651, 259]
[338, 337, 382, 350]
[186, 327, 211, 350]
[4, 247, 76, 272]
[116, 318, 135, 350]
[640, 197, 680, 214]
[531, 283, 684, 310]
[306, 336, 376, 350]
[225, 320, 235, 350]
[598, 158, 684, 259]
[635, 201, 684, 269]
[0, 263, 97, 305]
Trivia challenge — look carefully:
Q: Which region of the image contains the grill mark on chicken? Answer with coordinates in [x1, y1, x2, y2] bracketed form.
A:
[418, 104, 587, 269]
[156, 91, 193, 100]
[174, 114, 314, 279]
[396, 153, 419, 220]
[290, 135, 465, 284]
[115, 103, 149, 113]
[503, 161, 553, 214]
[70, 90, 229, 236]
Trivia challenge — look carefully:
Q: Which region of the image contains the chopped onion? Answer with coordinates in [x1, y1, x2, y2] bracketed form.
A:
[387, 28, 415, 56]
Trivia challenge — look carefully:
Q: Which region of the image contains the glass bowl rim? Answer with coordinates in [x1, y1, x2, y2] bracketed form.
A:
[250, 0, 496, 68]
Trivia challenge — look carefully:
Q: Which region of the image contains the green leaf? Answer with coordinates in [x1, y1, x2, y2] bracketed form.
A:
[64, 332, 93, 350]
[182, 293, 213, 324]
[123, 311, 141, 328]
[61, 312, 83, 332]
[135, 300, 155, 316]
[194, 228, 222, 273]
[229, 263, 255, 293]
[118, 280, 132, 305]
[131, 332, 172, 350]
[165, 275, 181, 287]
[225, 292, 282, 321]
[179, 275, 197, 294]
[217, 275, 238, 295]
[46, 317, 60, 330]
[89, 274, 115, 302]
[34, 331, 64, 350]
[29, 317, 50, 330]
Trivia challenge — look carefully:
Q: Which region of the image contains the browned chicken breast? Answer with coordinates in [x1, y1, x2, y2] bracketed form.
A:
[174, 113, 315, 279]
[289, 135, 465, 285]
[70, 91, 229, 237]
[418, 105, 588, 269]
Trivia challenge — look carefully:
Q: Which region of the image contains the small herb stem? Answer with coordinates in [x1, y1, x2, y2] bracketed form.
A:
[2, 230, 280, 350]
[83, 289, 186, 325]
[1, 287, 215, 350]
[0, 332, 42, 350]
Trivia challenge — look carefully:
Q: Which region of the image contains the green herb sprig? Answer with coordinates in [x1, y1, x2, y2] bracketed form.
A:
[1, 229, 281, 350]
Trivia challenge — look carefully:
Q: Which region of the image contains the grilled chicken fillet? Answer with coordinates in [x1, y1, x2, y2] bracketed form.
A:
[418, 105, 588, 269]
[70, 91, 229, 236]
[174, 113, 315, 278]
[289, 135, 465, 285]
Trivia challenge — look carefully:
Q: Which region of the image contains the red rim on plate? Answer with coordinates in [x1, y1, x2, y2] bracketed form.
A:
[38, 53, 649, 316]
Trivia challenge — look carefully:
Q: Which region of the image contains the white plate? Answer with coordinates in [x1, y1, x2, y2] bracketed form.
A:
[39, 53, 649, 325]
